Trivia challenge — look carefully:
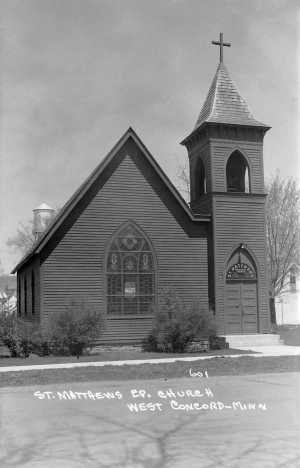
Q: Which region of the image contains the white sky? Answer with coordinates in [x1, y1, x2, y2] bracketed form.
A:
[0, 0, 299, 274]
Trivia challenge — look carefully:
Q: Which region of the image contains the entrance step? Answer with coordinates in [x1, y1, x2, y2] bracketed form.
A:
[220, 334, 284, 348]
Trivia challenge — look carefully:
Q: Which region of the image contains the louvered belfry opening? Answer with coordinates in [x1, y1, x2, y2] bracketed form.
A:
[106, 224, 155, 316]
[226, 151, 250, 193]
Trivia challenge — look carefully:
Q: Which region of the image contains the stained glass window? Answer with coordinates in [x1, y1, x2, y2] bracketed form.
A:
[106, 224, 155, 315]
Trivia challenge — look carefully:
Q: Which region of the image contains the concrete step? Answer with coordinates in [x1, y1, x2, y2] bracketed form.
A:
[228, 340, 284, 347]
[220, 334, 284, 347]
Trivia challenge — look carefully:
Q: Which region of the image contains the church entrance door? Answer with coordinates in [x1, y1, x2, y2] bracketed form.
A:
[225, 281, 258, 334]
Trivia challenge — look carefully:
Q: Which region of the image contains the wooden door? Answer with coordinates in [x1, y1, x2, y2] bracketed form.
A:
[241, 281, 257, 333]
[225, 281, 257, 334]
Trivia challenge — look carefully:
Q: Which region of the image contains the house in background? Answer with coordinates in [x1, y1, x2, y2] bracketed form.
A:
[12, 36, 280, 347]
[0, 275, 17, 314]
[275, 263, 300, 325]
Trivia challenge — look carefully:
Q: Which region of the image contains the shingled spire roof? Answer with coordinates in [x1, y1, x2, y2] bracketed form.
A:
[193, 62, 269, 130]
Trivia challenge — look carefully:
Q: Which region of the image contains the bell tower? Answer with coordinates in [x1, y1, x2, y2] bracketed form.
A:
[181, 34, 271, 335]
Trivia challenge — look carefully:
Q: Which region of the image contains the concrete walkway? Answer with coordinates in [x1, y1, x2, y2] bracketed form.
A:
[0, 345, 299, 373]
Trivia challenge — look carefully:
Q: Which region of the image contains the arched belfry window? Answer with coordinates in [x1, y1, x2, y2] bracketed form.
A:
[106, 224, 155, 315]
[226, 151, 250, 193]
[195, 157, 206, 198]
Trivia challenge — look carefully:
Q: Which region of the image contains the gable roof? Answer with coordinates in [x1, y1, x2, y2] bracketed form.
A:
[276, 262, 300, 286]
[194, 62, 270, 131]
[12, 128, 210, 273]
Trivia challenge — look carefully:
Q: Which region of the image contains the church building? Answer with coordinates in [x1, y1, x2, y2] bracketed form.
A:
[13, 35, 275, 345]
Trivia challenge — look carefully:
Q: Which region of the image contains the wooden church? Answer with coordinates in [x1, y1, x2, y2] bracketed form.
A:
[13, 35, 276, 346]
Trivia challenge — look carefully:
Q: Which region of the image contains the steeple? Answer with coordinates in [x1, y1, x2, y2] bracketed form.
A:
[193, 62, 269, 131]
[180, 33, 271, 338]
[181, 33, 270, 148]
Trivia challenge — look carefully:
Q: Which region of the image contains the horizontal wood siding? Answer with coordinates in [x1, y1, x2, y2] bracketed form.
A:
[95, 317, 154, 344]
[213, 197, 268, 333]
[201, 145, 212, 193]
[212, 145, 227, 191]
[190, 195, 212, 215]
[42, 141, 209, 325]
[212, 141, 264, 194]
[245, 147, 264, 193]
[17, 256, 40, 323]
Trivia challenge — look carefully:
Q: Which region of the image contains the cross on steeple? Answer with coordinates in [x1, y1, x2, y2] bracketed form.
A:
[212, 33, 231, 63]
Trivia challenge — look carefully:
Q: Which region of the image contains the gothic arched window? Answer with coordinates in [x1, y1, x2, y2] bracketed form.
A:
[226, 151, 250, 193]
[195, 157, 206, 198]
[106, 224, 155, 315]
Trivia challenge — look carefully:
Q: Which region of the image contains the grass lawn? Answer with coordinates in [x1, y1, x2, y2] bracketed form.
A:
[0, 355, 299, 388]
[0, 327, 299, 388]
[0, 346, 252, 367]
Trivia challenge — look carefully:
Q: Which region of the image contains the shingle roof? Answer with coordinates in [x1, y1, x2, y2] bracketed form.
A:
[194, 62, 269, 130]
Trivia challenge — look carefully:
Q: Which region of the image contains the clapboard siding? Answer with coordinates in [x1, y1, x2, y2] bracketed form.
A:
[212, 142, 264, 193]
[189, 138, 264, 201]
[17, 257, 40, 322]
[212, 145, 227, 191]
[201, 145, 212, 193]
[245, 147, 264, 193]
[95, 317, 154, 344]
[190, 194, 213, 215]
[42, 142, 209, 322]
[213, 197, 268, 333]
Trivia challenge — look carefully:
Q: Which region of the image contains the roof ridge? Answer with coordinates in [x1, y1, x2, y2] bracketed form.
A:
[12, 129, 210, 273]
[209, 64, 222, 122]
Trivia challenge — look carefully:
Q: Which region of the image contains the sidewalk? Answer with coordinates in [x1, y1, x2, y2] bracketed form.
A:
[0, 345, 299, 373]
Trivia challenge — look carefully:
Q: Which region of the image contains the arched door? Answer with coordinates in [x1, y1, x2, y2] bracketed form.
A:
[225, 250, 258, 334]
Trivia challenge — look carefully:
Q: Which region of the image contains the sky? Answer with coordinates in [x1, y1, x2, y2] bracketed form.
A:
[0, 0, 299, 274]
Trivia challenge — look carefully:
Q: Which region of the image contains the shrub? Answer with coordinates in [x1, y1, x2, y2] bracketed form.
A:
[0, 312, 38, 358]
[142, 287, 217, 353]
[42, 297, 106, 356]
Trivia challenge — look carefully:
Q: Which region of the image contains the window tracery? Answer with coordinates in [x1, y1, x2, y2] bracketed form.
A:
[106, 224, 155, 315]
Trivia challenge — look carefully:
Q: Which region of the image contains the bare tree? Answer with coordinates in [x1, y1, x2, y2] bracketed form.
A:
[0, 261, 5, 277]
[174, 159, 300, 326]
[0, 262, 16, 314]
[266, 172, 300, 324]
[174, 156, 190, 202]
[7, 210, 59, 258]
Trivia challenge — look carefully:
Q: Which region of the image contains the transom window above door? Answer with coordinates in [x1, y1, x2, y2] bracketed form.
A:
[106, 224, 155, 316]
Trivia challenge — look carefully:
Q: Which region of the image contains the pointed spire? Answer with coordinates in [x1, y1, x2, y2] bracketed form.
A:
[194, 62, 269, 130]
